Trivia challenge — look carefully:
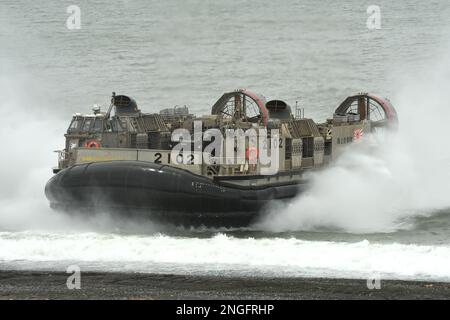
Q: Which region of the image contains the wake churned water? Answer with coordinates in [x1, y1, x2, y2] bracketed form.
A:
[1, 0, 450, 281]
[1, 231, 450, 281]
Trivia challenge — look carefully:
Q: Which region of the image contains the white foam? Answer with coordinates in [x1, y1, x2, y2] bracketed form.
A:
[0, 231, 449, 281]
[256, 50, 450, 233]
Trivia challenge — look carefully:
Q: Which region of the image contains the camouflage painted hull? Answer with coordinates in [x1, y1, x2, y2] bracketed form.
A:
[45, 161, 304, 227]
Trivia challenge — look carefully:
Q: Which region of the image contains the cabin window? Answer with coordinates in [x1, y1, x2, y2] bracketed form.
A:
[93, 118, 103, 132]
[68, 118, 81, 131]
[82, 118, 93, 131]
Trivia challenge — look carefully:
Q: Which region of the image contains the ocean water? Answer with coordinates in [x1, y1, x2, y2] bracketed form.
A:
[1, 0, 450, 281]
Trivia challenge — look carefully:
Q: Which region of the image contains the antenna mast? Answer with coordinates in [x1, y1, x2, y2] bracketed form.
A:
[105, 92, 116, 119]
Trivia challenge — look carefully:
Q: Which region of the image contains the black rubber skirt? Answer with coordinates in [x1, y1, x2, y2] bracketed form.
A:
[45, 161, 304, 227]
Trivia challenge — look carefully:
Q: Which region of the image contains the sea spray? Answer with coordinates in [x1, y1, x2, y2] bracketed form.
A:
[255, 57, 450, 233]
[1, 231, 450, 281]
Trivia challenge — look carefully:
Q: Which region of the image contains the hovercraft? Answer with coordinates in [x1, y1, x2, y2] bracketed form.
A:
[45, 89, 397, 226]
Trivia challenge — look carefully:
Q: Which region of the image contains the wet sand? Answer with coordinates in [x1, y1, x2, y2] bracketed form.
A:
[0, 270, 449, 300]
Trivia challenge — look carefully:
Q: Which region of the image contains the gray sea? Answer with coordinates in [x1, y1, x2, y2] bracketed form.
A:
[1, 0, 450, 281]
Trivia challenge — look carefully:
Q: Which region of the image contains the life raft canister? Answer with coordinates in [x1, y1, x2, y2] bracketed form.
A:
[245, 146, 259, 161]
[84, 140, 101, 149]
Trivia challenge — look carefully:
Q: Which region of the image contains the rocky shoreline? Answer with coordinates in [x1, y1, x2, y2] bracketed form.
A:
[0, 270, 449, 300]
